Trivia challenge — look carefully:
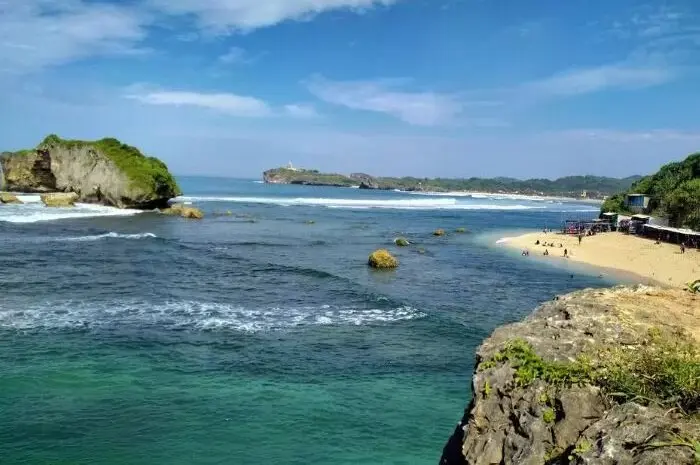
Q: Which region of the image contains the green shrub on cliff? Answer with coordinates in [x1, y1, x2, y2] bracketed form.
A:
[40, 134, 180, 197]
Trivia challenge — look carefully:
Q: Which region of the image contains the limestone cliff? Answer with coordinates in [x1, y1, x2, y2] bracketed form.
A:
[440, 286, 699, 465]
[0, 135, 180, 209]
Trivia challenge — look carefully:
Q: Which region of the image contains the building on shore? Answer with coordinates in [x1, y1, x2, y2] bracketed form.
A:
[624, 193, 652, 213]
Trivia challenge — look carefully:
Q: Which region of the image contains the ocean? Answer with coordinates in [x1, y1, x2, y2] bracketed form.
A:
[0, 177, 621, 465]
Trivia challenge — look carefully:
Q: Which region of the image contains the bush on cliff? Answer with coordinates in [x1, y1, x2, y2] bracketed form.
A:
[368, 249, 398, 269]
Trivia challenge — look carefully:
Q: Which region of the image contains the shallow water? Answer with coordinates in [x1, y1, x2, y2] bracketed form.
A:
[0, 178, 621, 464]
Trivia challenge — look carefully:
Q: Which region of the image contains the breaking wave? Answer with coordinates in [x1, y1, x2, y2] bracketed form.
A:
[0, 301, 426, 332]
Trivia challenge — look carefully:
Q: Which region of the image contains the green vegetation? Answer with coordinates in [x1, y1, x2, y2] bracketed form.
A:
[40, 134, 180, 197]
[264, 166, 640, 199]
[568, 439, 593, 460]
[542, 407, 555, 424]
[480, 337, 700, 413]
[687, 280, 700, 294]
[368, 249, 399, 269]
[601, 153, 700, 229]
[482, 380, 492, 398]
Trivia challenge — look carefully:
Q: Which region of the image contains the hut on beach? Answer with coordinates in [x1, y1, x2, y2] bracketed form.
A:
[641, 224, 700, 246]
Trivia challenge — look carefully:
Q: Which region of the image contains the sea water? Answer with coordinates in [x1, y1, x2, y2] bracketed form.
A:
[0, 178, 618, 465]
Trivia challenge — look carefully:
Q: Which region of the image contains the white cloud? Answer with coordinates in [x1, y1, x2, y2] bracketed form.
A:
[127, 90, 273, 117]
[126, 88, 319, 119]
[524, 64, 676, 96]
[0, 0, 148, 74]
[284, 104, 320, 119]
[147, 0, 397, 32]
[306, 75, 465, 126]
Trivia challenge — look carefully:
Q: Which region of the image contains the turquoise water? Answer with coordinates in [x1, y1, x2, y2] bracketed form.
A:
[0, 178, 620, 464]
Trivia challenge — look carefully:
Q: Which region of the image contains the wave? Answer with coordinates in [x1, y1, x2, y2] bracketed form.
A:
[0, 301, 425, 332]
[0, 198, 143, 223]
[175, 195, 553, 211]
[59, 232, 157, 242]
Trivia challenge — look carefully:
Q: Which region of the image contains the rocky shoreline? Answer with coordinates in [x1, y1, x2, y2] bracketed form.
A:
[440, 285, 699, 465]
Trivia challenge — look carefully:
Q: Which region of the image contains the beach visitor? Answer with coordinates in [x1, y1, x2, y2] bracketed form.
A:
[680, 243, 686, 254]
[564, 249, 568, 258]
[535, 240, 540, 245]
[544, 249, 549, 256]
[578, 234, 582, 245]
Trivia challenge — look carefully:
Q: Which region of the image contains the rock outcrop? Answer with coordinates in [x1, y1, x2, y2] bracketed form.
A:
[440, 286, 699, 465]
[0, 135, 180, 209]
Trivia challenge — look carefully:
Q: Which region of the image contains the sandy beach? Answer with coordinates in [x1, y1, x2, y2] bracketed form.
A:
[499, 231, 700, 288]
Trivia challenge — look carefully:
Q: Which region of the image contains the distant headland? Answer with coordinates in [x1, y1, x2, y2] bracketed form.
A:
[262, 163, 640, 200]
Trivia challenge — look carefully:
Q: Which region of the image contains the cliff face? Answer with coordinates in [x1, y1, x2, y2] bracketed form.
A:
[0, 135, 180, 209]
[440, 286, 699, 465]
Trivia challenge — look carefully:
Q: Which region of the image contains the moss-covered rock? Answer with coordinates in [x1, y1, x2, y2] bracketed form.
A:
[433, 229, 446, 236]
[455, 227, 467, 233]
[394, 237, 410, 247]
[368, 249, 399, 269]
[161, 203, 204, 219]
[40, 192, 78, 208]
[0, 135, 180, 209]
[0, 193, 22, 204]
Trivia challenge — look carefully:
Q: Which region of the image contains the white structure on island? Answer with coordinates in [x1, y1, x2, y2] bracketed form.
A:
[286, 161, 299, 171]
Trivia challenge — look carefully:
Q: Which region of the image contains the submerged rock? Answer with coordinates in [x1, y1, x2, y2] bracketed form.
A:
[0, 192, 22, 204]
[40, 192, 78, 208]
[394, 237, 410, 247]
[368, 249, 399, 269]
[455, 227, 467, 233]
[433, 229, 446, 237]
[0, 135, 180, 209]
[440, 286, 700, 465]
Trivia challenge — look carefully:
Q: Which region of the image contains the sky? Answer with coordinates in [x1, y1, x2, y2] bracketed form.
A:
[1, 0, 699, 179]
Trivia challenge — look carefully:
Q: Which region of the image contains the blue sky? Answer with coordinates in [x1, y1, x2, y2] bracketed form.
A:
[1, 0, 699, 179]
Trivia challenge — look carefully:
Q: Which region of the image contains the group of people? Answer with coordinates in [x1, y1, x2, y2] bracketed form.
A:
[524, 240, 568, 258]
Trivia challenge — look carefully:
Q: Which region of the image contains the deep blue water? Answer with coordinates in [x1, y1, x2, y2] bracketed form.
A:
[0, 177, 621, 464]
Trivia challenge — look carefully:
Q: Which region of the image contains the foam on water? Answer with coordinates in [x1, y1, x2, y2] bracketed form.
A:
[0, 199, 143, 223]
[0, 301, 425, 332]
[59, 232, 157, 242]
[175, 195, 556, 211]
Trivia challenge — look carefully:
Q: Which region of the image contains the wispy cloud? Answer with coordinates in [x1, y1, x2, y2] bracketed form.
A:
[306, 75, 467, 126]
[126, 88, 319, 119]
[0, 0, 148, 75]
[284, 104, 320, 119]
[146, 0, 398, 33]
[524, 63, 676, 96]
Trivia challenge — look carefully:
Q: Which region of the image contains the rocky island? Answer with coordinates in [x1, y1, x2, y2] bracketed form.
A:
[0, 134, 180, 209]
[440, 285, 699, 465]
[262, 166, 640, 199]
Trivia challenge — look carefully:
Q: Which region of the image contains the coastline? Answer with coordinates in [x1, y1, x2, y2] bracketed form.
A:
[495, 230, 699, 288]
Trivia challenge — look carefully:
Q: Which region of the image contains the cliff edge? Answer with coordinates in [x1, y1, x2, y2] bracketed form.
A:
[440, 286, 699, 465]
[0, 135, 180, 209]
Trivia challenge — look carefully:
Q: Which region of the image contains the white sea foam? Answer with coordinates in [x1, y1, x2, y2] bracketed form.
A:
[0, 301, 425, 332]
[495, 237, 514, 244]
[59, 232, 157, 242]
[175, 195, 553, 211]
[0, 199, 143, 224]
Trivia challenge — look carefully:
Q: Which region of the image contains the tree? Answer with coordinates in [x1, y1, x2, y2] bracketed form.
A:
[664, 178, 700, 230]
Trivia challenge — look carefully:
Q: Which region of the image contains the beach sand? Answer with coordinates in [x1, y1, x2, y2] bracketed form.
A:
[499, 231, 700, 288]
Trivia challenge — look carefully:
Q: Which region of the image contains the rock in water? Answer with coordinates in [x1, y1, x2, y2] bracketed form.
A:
[40, 192, 78, 207]
[0, 193, 22, 204]
[433, 229, 446, 236]
[0, 135, 180, 209]
[394, 237, 410, 247]
[160, 203, 204, 220]
[368, 249, 399, 269]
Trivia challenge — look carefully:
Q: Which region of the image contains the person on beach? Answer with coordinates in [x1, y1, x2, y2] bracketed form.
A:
[578, 234, 582, 245]
[535, 240, 540, 245]
[543, 249, 549, 256]
[564, 248, 568, 258]
[680, 243, 686, 254]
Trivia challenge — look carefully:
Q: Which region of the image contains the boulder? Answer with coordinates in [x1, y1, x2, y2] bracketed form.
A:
[455, 227, 467, 233]
[40, 192, 78, 208]
[0, 193, 22, 204]
[433, 229, 446, 236]
[0, 135, 180, 209]
[161, 203, 204, 220]
[394, 237, 410, 247]
[368, 249, 398, 269]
